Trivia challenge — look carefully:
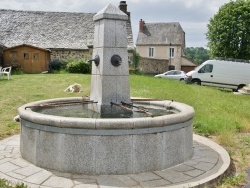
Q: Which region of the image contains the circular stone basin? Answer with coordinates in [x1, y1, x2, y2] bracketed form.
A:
[18, 97, 195, 175]
[32, 101, 175, 118]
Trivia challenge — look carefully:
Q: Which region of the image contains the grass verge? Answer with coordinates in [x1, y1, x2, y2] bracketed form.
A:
[0, 74, 249, 187]
[0, 179, 27, 188]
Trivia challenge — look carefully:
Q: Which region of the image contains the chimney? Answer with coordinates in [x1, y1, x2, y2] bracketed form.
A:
[119, 1, 127, 14]
[139, 19, 145, 32]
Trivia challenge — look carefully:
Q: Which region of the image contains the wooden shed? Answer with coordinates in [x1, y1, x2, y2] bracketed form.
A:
[3, 44, 50, 73]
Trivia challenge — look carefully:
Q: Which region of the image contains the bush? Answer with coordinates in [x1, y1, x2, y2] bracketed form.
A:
[134, 52, 140, 69]
[11, 69, 24, 75]
[49, 59, 66, 72]
[66, 59, 91, 74]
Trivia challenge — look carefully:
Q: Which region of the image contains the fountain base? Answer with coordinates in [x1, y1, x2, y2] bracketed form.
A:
[19, 97, 194, 175]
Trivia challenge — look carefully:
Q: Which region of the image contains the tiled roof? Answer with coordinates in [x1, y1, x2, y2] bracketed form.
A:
[136, 22, 185, 46]
[0, 9, 134, 50]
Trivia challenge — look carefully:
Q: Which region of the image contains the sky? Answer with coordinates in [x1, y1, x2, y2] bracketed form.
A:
[1, 0, 231, 48]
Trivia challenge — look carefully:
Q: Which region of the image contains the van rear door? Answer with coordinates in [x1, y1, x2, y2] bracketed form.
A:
[197, 64, 214, 85]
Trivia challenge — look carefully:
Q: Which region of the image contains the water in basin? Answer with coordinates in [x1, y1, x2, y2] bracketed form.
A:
[33, 103, 174, 118]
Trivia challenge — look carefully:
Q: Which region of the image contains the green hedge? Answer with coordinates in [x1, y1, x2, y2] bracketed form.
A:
[66, 59, 91, 74]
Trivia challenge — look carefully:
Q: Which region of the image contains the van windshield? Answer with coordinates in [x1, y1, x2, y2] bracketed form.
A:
[195, 64, 203, 71]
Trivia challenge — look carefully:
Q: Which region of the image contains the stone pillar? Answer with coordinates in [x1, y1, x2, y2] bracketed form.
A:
[89, 4, 131, 115]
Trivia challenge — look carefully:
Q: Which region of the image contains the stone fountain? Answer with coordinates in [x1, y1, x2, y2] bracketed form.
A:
[18, 4, 195, 175]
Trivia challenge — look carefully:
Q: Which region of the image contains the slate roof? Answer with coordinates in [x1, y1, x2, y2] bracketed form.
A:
[0, 41, 5, 47]
[136, 22, 185, 46]
[0, 9, 134, 50]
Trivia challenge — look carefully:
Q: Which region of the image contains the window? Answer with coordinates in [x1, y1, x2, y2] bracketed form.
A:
[199, 64, 213, 73]
[149, 47, 154, 57]
[10, 51, 18, 58]
[33, 53, 39, 60]
[24, 53, 29, 59]
[174, 71, 181, 75]
[165, 71, 174, 75]
[169, 47, 174, 58]
[166, 71, 180, 75]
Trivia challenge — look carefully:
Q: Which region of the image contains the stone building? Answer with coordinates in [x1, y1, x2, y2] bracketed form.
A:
[0, 1, 134, 73]
[136, 19, 196, 73]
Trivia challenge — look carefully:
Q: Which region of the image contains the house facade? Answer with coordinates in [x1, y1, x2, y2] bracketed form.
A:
[136, 19, 196, 73]
[0, 1, 134, 73]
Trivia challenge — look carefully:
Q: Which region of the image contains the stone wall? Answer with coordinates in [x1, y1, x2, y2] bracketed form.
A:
[50, 49, 93, 62]
[139, 57, 169, 74]
[49, 49, 134, 66]
[136, 45, 183, 71]
[0, 47, 3, 66]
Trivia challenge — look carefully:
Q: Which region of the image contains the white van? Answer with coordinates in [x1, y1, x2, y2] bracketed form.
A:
[185, 59, 250, 91]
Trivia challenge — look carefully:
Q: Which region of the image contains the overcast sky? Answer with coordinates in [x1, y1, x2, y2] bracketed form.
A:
[1, 0, 230, 48]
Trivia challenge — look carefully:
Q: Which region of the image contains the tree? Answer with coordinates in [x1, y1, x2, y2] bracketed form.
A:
[206, 0, 250, 59]
[184, 47, 210, 65]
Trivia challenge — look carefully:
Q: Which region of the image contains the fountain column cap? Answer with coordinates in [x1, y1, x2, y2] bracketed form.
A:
[93, 3, 128, 21]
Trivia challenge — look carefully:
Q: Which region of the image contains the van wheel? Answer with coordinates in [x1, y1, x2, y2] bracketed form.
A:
[192, 79, 201, 85]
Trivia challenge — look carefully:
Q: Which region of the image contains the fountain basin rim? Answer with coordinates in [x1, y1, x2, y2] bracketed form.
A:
[18, 97, 195, 130]
[21, 118, 193, 136]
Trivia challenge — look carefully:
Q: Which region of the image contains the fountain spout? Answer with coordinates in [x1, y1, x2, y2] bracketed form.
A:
[88, 55, 100, 66]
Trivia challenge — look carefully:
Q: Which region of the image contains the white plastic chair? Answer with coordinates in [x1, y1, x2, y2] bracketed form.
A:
[0, 67, 2, 79]
[1, 66, 12, 80]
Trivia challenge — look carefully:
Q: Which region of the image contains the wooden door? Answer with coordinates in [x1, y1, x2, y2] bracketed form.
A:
[31, 52, 41, 73]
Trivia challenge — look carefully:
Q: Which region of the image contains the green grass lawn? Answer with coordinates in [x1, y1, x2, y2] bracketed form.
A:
[0, 73, 249, 187]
